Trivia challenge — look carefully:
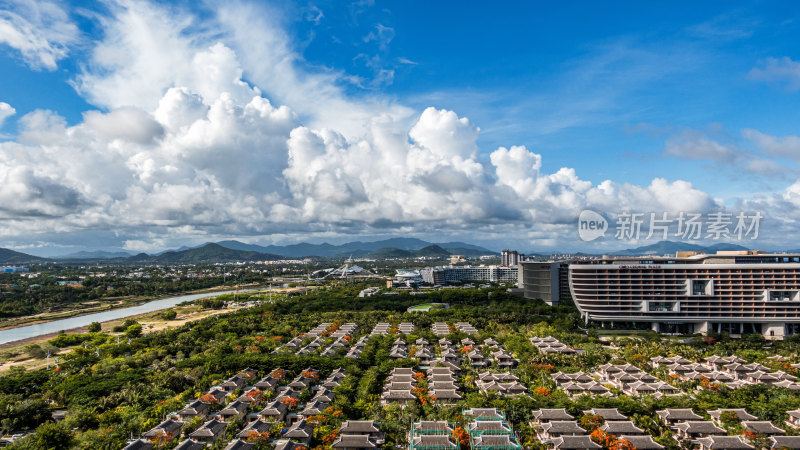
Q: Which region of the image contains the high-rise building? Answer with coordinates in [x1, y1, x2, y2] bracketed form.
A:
[420, 265, 517, 284]
[419, 267, 446, 285]
[518, 261, 570, 306]
[501, 250, 521, 267]
[520, 251, 800, 339]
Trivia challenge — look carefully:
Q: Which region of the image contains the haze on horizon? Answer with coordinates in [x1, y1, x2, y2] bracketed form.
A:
[1, 0, 800, 255]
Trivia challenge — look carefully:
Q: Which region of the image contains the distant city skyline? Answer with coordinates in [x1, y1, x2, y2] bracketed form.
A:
[1, 1, 800, 254]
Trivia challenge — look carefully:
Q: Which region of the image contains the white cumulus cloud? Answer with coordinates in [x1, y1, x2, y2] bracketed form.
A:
[0, 0, 79, 70]
[0, 101, 15, 127]
[0, 0, 792, 251]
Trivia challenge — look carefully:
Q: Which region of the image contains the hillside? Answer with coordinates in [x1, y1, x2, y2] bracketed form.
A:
[367, 244, 451, 259]
[0, 248, 45, 264]
[131, 243, 283, 264]
[414, 245, 451, 258]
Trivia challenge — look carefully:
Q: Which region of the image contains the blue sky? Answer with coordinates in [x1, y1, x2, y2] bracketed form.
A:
[0, 0, 799, 255]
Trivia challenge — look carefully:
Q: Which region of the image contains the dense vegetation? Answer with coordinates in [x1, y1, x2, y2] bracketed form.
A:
[1, 284, 800, 449]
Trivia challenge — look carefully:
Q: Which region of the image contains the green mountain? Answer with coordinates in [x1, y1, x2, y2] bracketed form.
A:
[131, 243, 283, 264]
[368, 244, 451, 259]
[415, 245, 451, 257]
[0, 248, 45, 264]
[216, 238, 496, 258]
[369, 247, 414, 258]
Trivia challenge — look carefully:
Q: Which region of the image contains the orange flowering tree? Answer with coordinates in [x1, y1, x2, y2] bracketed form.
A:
[452, 427, 471, 450]
[245, 430, 271, 443]
[301, 370, 320, 380]
[590, 429, 615, 449]
[280, 397, 299, 409]
[580, 414, 604, 432]
[460, 345, 473, 354]
[412, 386, 436, 405]
[609, 437, 635, 450]
[533, 387, 551, 397]
[533, 363, 555, 372]
[199, 394, 220, 404]
[246, 389, 264, 404]
[308, 407, 345, 427]
[699, 377, 721, 391]
[150, 433, 178, 448]
[320, 430, 339, 445]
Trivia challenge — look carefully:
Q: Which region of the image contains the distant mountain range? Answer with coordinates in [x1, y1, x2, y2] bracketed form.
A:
[126, 243, 284, 264]
[57, 250, 134, 260]
[608, 240, 750, 257]
[0, 238, 774, 265]
[215, 237, 494, 258]
[0, 238, 496, 264]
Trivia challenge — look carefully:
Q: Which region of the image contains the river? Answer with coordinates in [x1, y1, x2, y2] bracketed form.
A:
[0, 289, 254, 346]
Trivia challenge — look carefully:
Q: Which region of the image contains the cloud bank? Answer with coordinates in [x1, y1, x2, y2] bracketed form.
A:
[0, 0, 797, 252]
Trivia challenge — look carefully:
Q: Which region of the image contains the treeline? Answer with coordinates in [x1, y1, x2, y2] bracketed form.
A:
[0, 275, 242, 318]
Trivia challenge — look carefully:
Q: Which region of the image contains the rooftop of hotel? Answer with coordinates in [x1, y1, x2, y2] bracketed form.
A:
[571, 250, 800, 265]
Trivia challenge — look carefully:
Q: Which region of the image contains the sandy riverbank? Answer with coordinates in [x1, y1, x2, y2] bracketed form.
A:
[0, 285, 261, 331]
[0, 285, 312, 373]
[0, 302, 244, 372]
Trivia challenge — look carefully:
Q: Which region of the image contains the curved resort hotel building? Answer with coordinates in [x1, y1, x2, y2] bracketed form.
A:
[519, 251, 800, 339]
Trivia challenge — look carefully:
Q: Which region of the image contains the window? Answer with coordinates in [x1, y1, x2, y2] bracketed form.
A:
[766, 290, 799, 301]
[688, 279, 713, 296]
[648, 302, 678, 312]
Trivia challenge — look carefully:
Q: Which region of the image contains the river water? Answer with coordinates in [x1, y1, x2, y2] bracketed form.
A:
[0, 289, 253, 345]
